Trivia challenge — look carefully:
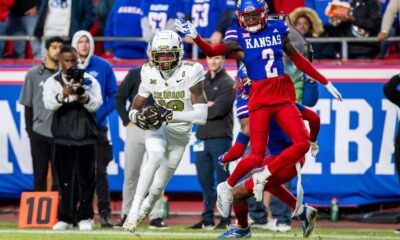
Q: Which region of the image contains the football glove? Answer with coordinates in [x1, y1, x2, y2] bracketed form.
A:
[129, 109, 150, 130]
[174, 17, 198, 39]
[310, 141, 320, 157]
[325, 82, 342, 101]
[155, 104, 173, 123]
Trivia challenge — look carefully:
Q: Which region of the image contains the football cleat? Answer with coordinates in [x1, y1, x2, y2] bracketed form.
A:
[218, 225, 252, 238]
[251, 172, 267, 202]
[122, 214, 144, 233]
[216, 182, 233, 218]
[298, 205, 318, 238]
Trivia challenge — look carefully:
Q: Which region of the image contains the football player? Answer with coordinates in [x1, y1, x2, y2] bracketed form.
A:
[175, 0, 341, 217]
[122, 30, 208, 233]
[218, 64, 321, 238]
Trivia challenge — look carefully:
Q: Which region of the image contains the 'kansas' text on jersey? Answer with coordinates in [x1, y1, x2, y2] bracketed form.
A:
[224, 19, 289, 81]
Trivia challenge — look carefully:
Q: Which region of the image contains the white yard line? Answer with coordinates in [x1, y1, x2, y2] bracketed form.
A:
[0, 229, 398, 239]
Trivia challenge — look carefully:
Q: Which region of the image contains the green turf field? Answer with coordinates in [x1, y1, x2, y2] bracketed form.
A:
[0, 222, 398, 240]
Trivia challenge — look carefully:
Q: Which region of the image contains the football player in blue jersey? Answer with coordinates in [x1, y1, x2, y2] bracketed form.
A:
[217, 64, 321, 238]
[175, 0, 341, 228]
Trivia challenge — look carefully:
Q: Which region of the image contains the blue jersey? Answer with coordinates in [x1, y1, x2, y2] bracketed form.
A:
[224, 19, 289, 81]
[142, 0, 185, 33]
[187, 0, 235, 38]
[104, 0, 147, 59]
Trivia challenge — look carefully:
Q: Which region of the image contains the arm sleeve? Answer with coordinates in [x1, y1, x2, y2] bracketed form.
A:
[24, 106, 33, 136]
[289, 51, 328, 85]
[207, 78, 235, 120]
[380, 0, 400, 33]
[114, 69, 140, 126]
[302, 80, 319, 107]
[43, 78, 63, 111]
[96, 64, 118, 125]
[172, 103, 208, 125]
[81, 0, 96, 30]
[383, 74, 400, 107]
[193, 34, 227, 57]
[84, 78, 103, 112]
[302, 107, 320, 142]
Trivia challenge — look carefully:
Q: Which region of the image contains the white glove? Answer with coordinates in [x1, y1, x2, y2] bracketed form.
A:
[174, 18, 198, 39]
[325, 82, 343, 101]
[310, 141, 320, 157]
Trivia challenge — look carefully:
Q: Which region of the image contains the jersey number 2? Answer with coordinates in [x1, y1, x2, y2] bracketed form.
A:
[262, 48, 278, 78]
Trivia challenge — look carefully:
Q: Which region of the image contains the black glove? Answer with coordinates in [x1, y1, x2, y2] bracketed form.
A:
[130, 110, 150, 130]
[155, 104, 173, 123]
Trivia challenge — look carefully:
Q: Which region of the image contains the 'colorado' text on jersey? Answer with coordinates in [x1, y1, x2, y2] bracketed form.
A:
[138, 61, 205, 133]
[224, 19, 289, 81]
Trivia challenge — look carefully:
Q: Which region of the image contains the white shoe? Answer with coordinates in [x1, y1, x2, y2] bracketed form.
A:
[252, 172, 267, 202]
[78, 219, 94, 231]
[216, 182, 233, 218]
[251, 218, 277, 231]
[298, 205, 318, 238]
[52, 221, 72, 230]
[276, 223, 292, 232]
[123, 215, 143, 233]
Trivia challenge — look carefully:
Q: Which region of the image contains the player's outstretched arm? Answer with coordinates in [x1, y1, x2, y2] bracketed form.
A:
[283, 36, 342, 101]
[174, 18, 232, 57]
[171, 81, 208, 125]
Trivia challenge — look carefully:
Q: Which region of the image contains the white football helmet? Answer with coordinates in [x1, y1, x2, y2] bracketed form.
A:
[149, 30, 184, 74]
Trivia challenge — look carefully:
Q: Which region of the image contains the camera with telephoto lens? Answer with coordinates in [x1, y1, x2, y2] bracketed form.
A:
[66, 68, 86, 96]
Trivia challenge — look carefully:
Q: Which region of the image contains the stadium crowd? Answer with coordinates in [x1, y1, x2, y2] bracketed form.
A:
[0, 0, 399, 59]
[15, 0, 400, 236]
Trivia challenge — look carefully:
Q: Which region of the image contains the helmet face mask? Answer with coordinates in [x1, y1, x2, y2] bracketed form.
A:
[150, 30, 183, 74]
[236, 0, 268, 33]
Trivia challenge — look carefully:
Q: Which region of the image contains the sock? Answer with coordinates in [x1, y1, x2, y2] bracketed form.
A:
[227, 153, 263, 187]
[222, 132, 250, 163]
[233, 202, 249, 228]
[258, 167, 272, 180]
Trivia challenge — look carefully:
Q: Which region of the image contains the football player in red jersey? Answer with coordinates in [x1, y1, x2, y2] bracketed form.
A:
[176, 0, 341, 209]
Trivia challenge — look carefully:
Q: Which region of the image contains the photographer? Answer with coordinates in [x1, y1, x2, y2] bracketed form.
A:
[72, 30, 118, 228]
[43, 45, 102, 231]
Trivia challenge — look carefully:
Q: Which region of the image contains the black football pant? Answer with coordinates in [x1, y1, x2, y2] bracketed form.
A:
[29, 132, 57, 191]
[54, 143, 95, 223]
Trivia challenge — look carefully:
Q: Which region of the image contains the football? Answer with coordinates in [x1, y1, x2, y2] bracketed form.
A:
[142, 105, 163, 129]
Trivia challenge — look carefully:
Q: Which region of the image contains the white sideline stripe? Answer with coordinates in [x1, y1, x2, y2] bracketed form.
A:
[0, 229, 398, 239]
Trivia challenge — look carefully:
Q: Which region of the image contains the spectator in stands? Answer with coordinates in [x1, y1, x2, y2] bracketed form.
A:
[104, 0, 147, 59]
[6, 0, 41, 58]
[71, 30, 118, 228]
[378, 0, 400, 41]
[43, 45, 102, 231]
[383, 73, 400, 234]
[290, 7, 336, 59]
[19, 36, 64, 191]
[305, 0, 332, 30]
[96, 0, 115, 35]
[34, 0, 95, 49]
[141, 0, 186, 42]
[185, 0, 235, 57]
[329, 0, 381, 59]
[190, 55, 235, 230]
[113, 61, 168, 229]
[0, 0, 13, 57]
